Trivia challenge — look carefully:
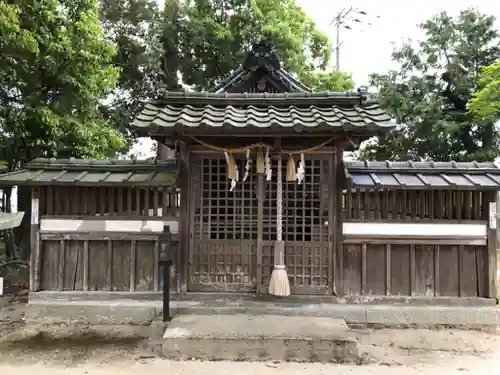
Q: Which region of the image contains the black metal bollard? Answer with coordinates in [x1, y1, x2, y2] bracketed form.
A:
[159, 259, 173, 322]
[159, 225, 173, 322]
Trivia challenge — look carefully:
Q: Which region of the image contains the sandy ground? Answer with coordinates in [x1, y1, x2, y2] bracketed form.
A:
[1, 295, 500, 374]
[0, 353, 499, 375]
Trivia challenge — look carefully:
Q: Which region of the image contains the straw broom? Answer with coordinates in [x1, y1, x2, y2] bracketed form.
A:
[268, 154, 290, 296]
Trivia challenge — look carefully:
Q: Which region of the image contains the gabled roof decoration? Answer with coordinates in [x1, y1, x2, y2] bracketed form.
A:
[212, 40, 311, 94]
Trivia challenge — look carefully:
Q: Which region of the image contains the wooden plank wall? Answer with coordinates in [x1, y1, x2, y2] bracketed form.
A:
[340, 189, 494, 298]
[344, 189, 489, 221]
[33, 186, 180, 292]
[29, 183, 498, 299]
[40, 186, 179, 216]
[39, 232, 178, 292]
[341, 242, 487, 297]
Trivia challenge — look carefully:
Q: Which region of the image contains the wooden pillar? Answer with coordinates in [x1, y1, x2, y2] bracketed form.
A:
[29, 187, 41, 292]
[329, 146, 344, 296]
[178, 142, 191, 292]
[17, 186, 32, 260]
[256, 174, 264, 293]
[487, 191, 499, 299]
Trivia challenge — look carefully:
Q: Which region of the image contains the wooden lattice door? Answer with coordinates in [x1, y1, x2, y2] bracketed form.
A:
[260, 155, 333, 295]
[189, 154, 258, 292]
[189, 153, 333, 294]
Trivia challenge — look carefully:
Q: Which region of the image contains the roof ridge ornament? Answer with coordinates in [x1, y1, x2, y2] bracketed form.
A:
[356, 86, 368, 103]
[242, 40, 281, 71]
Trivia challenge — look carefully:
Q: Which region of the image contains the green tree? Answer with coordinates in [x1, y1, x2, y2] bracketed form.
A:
[363, 9, 500, 162]
[469, 61, 500, 122]
[0, 0, 126, 172]
[99, 0, 355, 133]
[179, 0, 349, 90]
[99, 0, 166, 138]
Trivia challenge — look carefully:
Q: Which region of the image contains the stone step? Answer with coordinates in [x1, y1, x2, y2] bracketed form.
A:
[161, 314, 359, 363]
[26, 300, 500, 328]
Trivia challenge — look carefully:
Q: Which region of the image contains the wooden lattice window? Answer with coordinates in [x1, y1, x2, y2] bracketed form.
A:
[195, 156, 258, 240]
[263, 158, 329, 242]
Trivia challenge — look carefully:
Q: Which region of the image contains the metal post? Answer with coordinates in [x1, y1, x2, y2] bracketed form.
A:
[336, 22, 341, 71]
[159, 225, 173, 322]
[160, 259, 173, 322]
[330, 7, 378, 71]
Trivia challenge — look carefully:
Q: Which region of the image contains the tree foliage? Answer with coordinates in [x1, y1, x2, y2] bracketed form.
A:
[99, 0, 355, 132]
[363, 9, 500, 162]
[469, 60, 500, 122]
[0, 0, 126, 171]
[179, 0, 341, 90]
[98, 0, 165, 138]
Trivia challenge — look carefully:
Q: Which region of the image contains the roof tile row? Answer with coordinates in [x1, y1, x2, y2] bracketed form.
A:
[1, 158, 499, 190]
[132, 103, 394, 133]
[345, 160, 500, 190]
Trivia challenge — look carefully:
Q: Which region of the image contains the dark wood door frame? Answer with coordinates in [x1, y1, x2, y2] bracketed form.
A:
[187, 152, 337, 295]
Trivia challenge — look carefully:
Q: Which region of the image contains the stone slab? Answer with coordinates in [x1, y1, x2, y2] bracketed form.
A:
[162, 314, 359, 363]
[25, 304, 157, 326]
[29, 291, 497, 306]
[163, 314, 352, 339]
[24, 298, 500, 328]
[170, 303, 368, 323]
[365, 305, 500, 327]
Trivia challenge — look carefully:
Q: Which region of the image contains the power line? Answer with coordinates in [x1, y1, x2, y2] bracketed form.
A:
[330, 7, 380, 71]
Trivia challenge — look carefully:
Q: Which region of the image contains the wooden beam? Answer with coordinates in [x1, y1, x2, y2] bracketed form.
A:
[179, 142, 191, 293]
[487, 191, 499, 299]
[129, 240, 137, 292]
[30, 188, 41, 292]
[256, 174, 264, 293]
[83, 240, 89, 292]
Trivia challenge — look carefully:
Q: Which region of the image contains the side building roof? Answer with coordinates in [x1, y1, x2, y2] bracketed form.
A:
[344, 160, 500, 190]
[1, 158, 500, 191]
[0, 158, 177, 187]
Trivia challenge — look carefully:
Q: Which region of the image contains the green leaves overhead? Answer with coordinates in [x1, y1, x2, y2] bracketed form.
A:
[364, 9, 500, 162]
[0, 0, 126, 171]
[101, 0, 355, 133]
[469, 61, 500, 122]
[2, 0, 355, 174]
[180, 0, 335, 90]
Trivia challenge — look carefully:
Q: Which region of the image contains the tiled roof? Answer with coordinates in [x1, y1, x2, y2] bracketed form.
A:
[345, 160, 500, 190]
[132, 96, 393, 134]
[132, 40, 394, 135]
[2, 157, 498, 190]
[144, 91, 369, 106]
[0, 158, 177, 187]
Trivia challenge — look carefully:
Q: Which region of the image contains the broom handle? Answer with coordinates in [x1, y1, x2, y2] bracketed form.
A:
[277, 155, 283, 242]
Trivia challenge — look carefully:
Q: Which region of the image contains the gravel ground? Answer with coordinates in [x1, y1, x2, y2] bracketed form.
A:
[1, 295, 500, 374]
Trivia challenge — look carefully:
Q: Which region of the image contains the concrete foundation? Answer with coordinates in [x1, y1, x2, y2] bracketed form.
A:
[19, 294, 500, 364]
[26, 304, 158, 326]
[162, 314, 359, 363]
[26, 292, 500, 328]
[29, 291, 497, 306]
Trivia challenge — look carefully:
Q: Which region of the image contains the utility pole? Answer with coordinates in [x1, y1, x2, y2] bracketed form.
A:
[330, 7, 379, 71]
